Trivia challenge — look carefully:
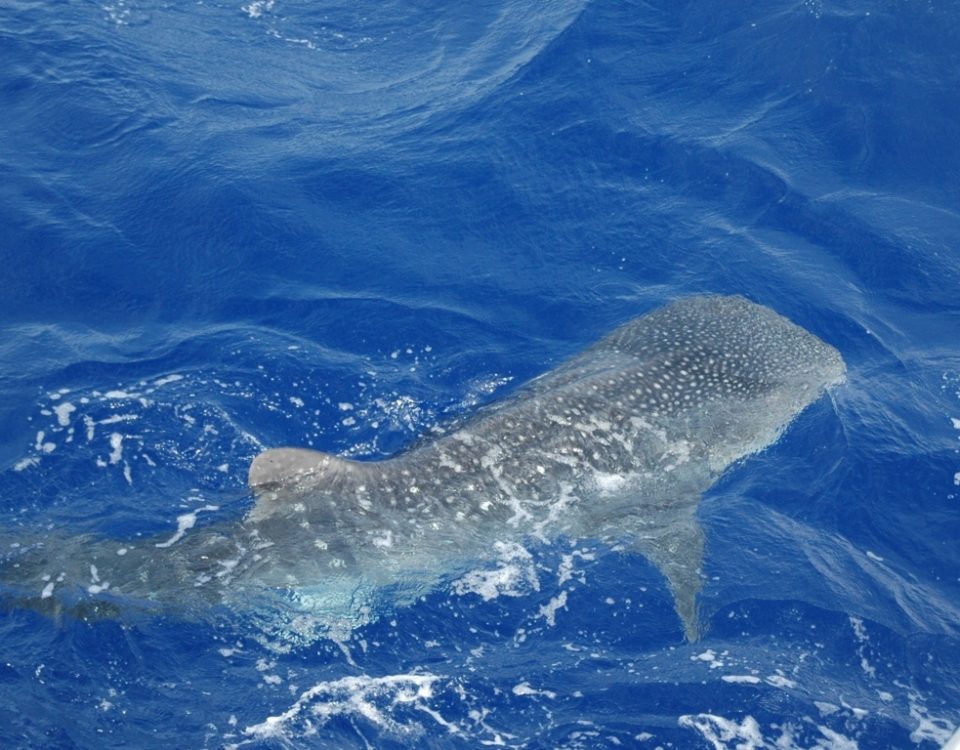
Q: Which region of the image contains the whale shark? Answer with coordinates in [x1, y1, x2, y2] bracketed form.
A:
[0, 295, 845, 640]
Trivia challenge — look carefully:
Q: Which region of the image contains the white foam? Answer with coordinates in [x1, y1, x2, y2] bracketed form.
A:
[679, 713, 860, 749]
[693, 649, 725, 669]
[97, 414, 138, 425]
[108, 433, 124, 464]
[242, 0, 274, 18]
[817, 726, 859, 749]
[815, 701, 840, 716]
[593, 472, 627, 494]
[910, 699, 956, 746]
[152, 374, 184, 387]
[103, 389, 137, 399]
[452, 542, 539, 601]
[537, 590, 568, 627]
[849, 617, 876, 678]
[765, 674, 797, 689]
[950, 417, 960, 430]
[679, 714, 765, 748]
[53, 402, 76, 427]
[35, 431, 55, 453]
[155, 504, 220, 548]
[13, 457, 40, 472]
[721, 675, 761, 684]
[243, 673, 452, 740]
[557, 550, 594, 585]
[512, 682, 557, 699]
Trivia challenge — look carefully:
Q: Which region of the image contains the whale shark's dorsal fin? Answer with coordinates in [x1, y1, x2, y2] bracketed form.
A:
[248, 447, 355, 491]
[248, 448, 375, 521]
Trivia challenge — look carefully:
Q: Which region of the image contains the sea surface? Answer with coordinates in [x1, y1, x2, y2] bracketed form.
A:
[1, 1, 959, 748]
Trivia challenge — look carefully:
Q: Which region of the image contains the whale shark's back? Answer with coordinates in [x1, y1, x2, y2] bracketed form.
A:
[527, 295, 845, 408]
[494, 295, 845, 480]
[606, 296, 838, 366]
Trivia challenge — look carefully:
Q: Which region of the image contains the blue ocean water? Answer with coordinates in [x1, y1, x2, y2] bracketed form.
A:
[1, 0, 959, 747]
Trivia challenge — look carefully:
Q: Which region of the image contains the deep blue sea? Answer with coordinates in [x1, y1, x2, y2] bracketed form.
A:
[2, 1, 959, 748]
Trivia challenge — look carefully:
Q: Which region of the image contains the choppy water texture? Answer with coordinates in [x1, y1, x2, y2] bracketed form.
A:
[1, 1, 959, 748]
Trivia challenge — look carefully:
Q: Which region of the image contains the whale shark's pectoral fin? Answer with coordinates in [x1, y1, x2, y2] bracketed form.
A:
[631, 506, 705, 642]
[248, 448, 374, 521]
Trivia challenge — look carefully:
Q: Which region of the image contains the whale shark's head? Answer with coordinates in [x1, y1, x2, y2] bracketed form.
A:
[611, 295, 845, 470]
[603, 295, 845, 398]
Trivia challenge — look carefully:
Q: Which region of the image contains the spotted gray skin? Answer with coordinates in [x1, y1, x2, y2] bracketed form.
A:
[0, 295, 845, 640]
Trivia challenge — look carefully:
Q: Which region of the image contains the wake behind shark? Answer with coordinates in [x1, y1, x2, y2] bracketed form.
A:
[1, 296, 845, 640]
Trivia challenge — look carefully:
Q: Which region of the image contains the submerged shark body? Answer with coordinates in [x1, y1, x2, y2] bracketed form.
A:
[1, 296, 845, 640]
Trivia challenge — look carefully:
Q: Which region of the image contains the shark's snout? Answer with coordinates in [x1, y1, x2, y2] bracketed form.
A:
[248, 451, 283, 490]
